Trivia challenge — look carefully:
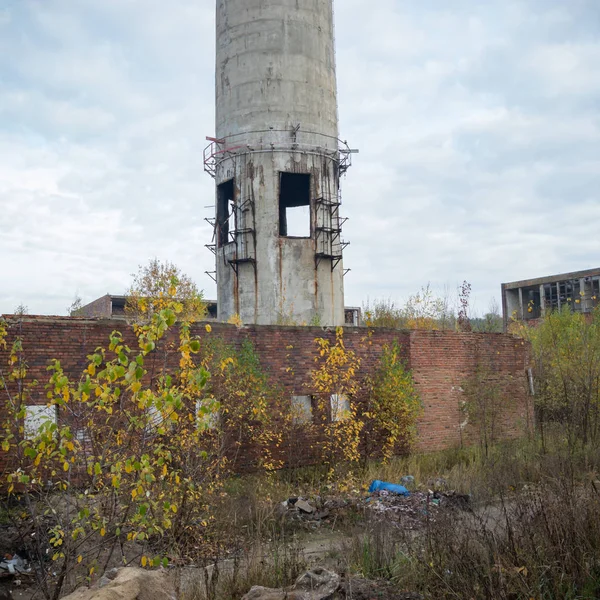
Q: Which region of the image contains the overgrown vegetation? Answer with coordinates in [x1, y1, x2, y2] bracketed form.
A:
[0, 307, 422, 597]
[513, 305, 600, 450]
[351, 436, 600, 599]
[3, 279, 600, 599]
[363, 284, 452, 330]
[363, 282, 503, 332]
[0, 290, 286, 598]
[362, 341, 422, 463]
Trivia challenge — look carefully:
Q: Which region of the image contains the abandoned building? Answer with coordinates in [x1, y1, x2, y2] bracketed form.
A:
[77, 294, 219, 320]
[204, 0, 356, 326]
[0, 2, 537, 472]
[77, 294, 361, 325]
[501, 267, 600, 330]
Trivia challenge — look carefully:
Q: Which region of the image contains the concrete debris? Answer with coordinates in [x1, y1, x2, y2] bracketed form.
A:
[280, 497, 327, 525]
[295, 499, 315, 514]
[242, 567, 340, 600]
[60, 567, 177, 600]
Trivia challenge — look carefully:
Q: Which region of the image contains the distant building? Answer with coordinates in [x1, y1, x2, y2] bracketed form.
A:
[501, 267, 600, 330]
[77, 295, 218, 320]
[78, 294, 360, 326]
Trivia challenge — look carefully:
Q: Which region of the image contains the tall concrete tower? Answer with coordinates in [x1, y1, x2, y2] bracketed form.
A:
[205, 0, 353, 326]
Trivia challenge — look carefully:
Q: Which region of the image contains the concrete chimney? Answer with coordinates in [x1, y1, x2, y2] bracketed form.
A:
[205, 0, 352, 325]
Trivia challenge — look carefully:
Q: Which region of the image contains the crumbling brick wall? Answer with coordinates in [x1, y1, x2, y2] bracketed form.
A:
[0, 317, 532, 474]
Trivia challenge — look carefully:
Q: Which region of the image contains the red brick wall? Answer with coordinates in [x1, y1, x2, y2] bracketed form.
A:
[409, 330, 532, 452]
[0, 316, 531, 472]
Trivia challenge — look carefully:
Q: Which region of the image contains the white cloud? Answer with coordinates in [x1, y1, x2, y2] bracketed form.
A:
[0, 0, 599, 317]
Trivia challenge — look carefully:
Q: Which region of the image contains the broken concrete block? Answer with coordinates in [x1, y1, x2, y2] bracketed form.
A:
[295, 499, 315, 514]
[242, 567, 340, 600]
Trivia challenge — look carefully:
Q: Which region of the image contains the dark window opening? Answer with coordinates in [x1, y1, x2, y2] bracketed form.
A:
[524, 287, 541, 319]
[544, 283, 559, 310]
[279, 172, 311, 237]
[217, 179, 235, 247]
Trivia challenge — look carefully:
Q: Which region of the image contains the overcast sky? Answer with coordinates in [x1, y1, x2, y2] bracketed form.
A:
[1, 0, 599, 317]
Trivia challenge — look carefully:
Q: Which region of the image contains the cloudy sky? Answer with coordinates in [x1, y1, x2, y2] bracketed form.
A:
[1, 0, 599, 317]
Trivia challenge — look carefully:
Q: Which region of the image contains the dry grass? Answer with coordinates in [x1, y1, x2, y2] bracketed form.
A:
[197, 432, 600, 599]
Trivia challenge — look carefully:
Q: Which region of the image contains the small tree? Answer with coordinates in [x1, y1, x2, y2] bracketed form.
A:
[0, 299, 282, 598]
[457, 280, 472, 332]
[521, 306, 600, 449]
[67, 294, 84, 316]
[362, 342, 421, 462]
[472, 299, 503, 333]
[200, 337, 289, 473]
[126, 258, 206, 324]
[13, 303, 29, 316]
[309, 327, 363, 476]
[462, 366, 503, 457]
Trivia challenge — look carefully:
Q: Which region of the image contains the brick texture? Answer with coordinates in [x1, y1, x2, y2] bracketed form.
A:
[0, 317, 532, 472]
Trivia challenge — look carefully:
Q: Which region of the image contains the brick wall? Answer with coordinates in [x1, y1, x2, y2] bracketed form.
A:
[0, 316, 532, 472]
[409, 330, 532, 452]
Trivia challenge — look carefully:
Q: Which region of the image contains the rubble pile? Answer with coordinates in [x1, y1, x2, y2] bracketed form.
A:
[278, 479, 471, 532]
[366, 489, 470, 529]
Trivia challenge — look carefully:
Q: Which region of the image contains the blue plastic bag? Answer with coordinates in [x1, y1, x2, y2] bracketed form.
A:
[368, 480, 410, 497]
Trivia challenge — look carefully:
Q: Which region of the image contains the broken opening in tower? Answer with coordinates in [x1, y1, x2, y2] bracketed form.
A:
[217, 179, 235, 247]
[279, 172, 311, 237]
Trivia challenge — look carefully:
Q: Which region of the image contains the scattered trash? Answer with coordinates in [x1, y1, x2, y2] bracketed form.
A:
[369, 480, 410, 497]
[0, 554, 31, 577]
[363, 480, 472, 530]
[401, 475, 415, 488]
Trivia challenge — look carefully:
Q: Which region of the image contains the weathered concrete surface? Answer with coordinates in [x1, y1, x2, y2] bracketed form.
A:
[60, 568, 176, 600]
[212, 0, 346, 326]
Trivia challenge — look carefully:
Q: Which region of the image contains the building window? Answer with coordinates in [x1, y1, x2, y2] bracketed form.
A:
[279, 172, 311, 237]
[544, 283, 559, 310]
[147, 404, 164, 431]
[330, 393, 350, 422]
[196, 399, 220, 431]
[592, 277, 600, 307]
[217, 179, 235, 247]
[524, 287, 541, 319]
[24, 405, 57, 439]
[291, 395, 313, 425]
